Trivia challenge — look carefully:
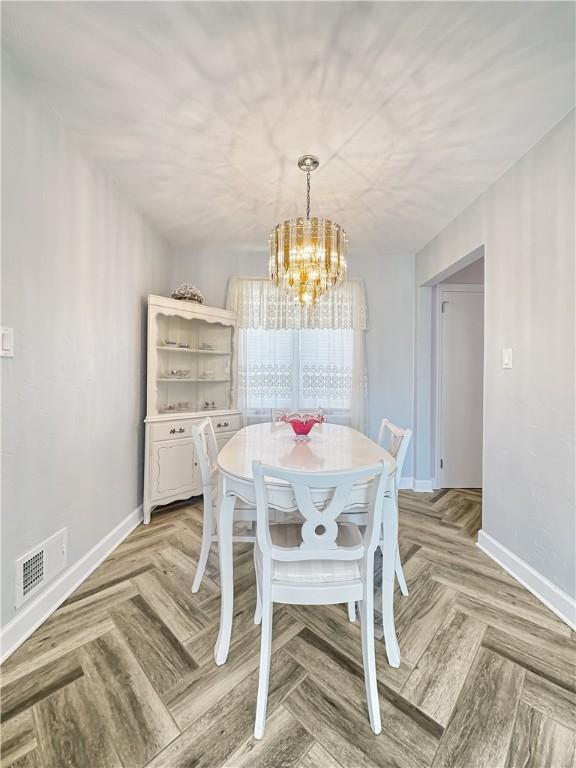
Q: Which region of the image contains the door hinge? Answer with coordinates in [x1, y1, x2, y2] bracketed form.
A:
[440, 458, 444, 468]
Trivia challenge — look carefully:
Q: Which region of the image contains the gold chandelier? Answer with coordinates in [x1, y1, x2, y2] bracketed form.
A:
[269, 155, 347, 305]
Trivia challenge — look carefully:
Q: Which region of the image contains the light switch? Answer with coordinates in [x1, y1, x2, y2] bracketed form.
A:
[502, 348, 513, 369]
[1, 327, 14, 357]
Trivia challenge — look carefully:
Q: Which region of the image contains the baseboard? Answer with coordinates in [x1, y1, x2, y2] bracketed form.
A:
[0, 506, 143, 663]
[398, 477, 434, 492]
[477, 530, 576, 630]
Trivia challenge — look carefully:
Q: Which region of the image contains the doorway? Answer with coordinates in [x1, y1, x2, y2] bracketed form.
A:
[434, 261, 484, 488]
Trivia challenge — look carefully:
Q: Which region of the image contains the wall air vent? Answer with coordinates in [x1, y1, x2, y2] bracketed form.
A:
[15, 528, 67, 608]
[22, 550, 44, 596]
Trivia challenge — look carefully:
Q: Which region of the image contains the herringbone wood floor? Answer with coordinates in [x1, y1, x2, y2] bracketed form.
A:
[1, 490, 575, 768]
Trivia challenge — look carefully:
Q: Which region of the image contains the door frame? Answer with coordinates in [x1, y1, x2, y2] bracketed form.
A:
[433, 283, 484, 488]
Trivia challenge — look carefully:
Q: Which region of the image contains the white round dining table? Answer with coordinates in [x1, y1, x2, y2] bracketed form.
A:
[214, 422, 400, 666]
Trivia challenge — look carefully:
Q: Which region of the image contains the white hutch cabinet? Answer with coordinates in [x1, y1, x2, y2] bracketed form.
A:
[143, 295, 242, 523]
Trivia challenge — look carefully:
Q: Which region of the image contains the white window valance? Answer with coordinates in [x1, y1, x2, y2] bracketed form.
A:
[226, 277, 368, 331]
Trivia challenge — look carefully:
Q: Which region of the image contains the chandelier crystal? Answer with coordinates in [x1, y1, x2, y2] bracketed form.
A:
[269, 155, 347, 305]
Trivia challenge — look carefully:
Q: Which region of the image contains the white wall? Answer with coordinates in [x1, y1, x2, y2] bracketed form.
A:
[1, 59, 172, 630]
[415, 111, 575, 600]
[443, 257, 484, 284]
[172, 249, 416, 475]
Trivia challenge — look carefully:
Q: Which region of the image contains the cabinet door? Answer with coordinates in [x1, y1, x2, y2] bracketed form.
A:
[150, 438, 201, 501]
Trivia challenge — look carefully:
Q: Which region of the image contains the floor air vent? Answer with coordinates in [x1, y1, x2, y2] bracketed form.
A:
[15, 528, 67, 608]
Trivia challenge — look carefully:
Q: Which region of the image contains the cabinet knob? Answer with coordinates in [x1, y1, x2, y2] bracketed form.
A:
[217, 421, 229, 428]
[169, 427, 186, 434]
[178, 427, 185, 433]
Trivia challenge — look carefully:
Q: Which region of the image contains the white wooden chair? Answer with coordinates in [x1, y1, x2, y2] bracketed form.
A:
[378, 419, 412, 597]
[190, 418, 256, 593]
[345, 418, 412, 626]
[251, 458, 392, 739]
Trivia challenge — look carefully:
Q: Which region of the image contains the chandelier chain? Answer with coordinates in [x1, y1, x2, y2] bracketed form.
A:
[306, 171, 311, 220]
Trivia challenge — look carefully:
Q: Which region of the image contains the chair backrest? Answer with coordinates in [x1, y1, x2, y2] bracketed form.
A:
[377, 419, 412, 490]
[252, 460, 391, 565]
[191, 418, 219, 491]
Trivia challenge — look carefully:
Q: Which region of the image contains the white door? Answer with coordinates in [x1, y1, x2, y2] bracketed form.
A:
[439, 287, 484, 488]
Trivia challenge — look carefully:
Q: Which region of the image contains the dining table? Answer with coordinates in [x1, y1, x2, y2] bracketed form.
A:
[214, 421, 400, 667]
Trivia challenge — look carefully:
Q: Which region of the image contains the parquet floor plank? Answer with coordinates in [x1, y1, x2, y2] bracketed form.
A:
[286, 603, 413, 690]
[521, 671, 576, 731]
[430, 562, 570, 633]
[1, 652, 83, 723]
[78, 630, 179, 766]
[0, 615, 115, 687]
[217, 704, 314, 768]
[430, 647, 525, 768]
[0, 711, 36, 766]
[3, 751, 41, 768]
[132, 566, 210, 642]
[394, 574, 457, 665]
[455, 591, 572, 640]
[67, 552, 154, 603]
[184, 585, 260, 666]
[295, 742, 344, 767]
[401, 608, 486, 725]
[165, 608, 303, 730]
[110, 593, 198, 696]
[146, 650, 306, 768]
[33, 677, 122, 768]
[482, 625, 576, 693]
[284, 627, 442, 766]
[505, 701, 576, 768]
[285, 675, 426, 768]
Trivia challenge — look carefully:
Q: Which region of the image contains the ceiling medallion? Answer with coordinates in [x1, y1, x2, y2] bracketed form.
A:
[269, 155, 347, 305]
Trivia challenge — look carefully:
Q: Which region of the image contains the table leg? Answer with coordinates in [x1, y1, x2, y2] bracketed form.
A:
[214, 489, 236, 665]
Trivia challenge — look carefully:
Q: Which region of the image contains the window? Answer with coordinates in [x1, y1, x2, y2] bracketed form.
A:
[227, 277, 367, 431]
[242, 327, 354, 413]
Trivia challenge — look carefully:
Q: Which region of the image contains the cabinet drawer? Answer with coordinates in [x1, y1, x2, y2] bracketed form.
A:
[150, 413, 242, 442]
[211, 414, 242, 433]
[151, 421, 194, 441]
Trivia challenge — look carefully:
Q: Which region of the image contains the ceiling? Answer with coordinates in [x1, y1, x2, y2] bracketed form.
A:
[3, 2, 575, 255]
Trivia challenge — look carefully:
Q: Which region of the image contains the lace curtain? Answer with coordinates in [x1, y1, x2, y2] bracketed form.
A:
[226, 277, 368, 431]
[227, 277, 368, 331]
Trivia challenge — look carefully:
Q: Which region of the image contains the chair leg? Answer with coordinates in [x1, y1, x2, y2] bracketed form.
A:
[347, 601, 357, 622]
[254, 588, 262, 625]
[254, 587, 273, 739]
[254, 549, 262, 625]
[359, 564, 382, 735]
[381, 573, 401, 668]
[192, 500, 213, 593]
[395, 549, 409, 596]
[381, 497, 401, 668]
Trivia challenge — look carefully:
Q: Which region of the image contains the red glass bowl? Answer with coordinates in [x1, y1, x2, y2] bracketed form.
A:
[280, 412, 324, 436]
